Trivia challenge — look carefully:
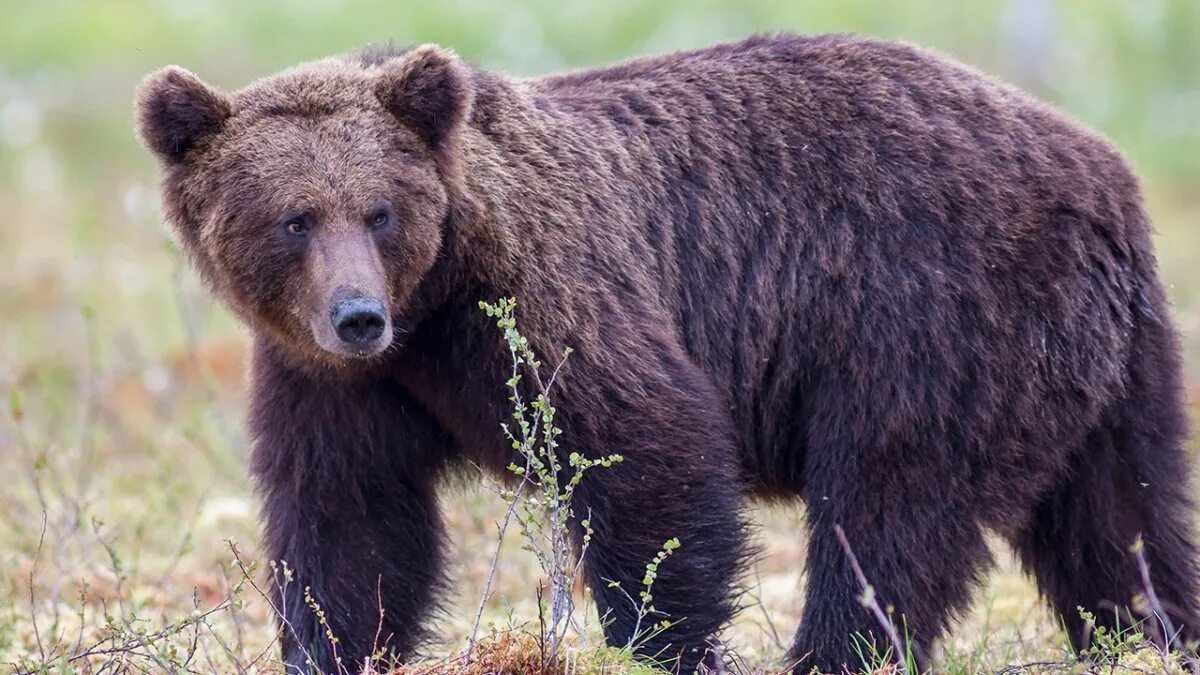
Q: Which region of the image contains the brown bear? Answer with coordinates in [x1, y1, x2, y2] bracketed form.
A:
[136, 34, 1200, 674]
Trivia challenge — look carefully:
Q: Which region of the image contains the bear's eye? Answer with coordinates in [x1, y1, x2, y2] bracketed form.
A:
[284, 218, 310, 237]
[368, 211, 390, 230]
[367, 199, 393, 231]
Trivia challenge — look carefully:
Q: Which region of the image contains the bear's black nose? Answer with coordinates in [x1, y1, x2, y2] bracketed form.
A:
[332, 297, 387, 346]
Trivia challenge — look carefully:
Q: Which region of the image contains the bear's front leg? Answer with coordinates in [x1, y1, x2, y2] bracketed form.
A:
[566, 351, 748, 674]
[247, 342, 450, 674]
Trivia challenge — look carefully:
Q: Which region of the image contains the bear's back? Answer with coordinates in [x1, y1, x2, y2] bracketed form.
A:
[511, 35, 1147, 494]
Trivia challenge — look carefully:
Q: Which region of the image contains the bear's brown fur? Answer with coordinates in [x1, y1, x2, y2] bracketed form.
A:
[137, 34, 1200, 673]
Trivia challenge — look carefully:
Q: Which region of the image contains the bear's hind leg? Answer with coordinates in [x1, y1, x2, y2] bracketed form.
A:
[789, 443, 991, 673]
[1009, 374, 1200, 654]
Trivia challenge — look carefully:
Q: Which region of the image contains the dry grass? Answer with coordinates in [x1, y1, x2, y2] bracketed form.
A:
[0, 315, 1187, 673]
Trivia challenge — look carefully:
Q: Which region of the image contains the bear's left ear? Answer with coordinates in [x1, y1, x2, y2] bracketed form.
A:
[376, 45, 473, 149]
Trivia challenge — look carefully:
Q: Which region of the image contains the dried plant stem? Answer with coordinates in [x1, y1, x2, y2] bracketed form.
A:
[227, 543, 320, 675]
[833, 524, 911, 674]
[1131, 534, 1179, 650]
[466, 468, 531, 655]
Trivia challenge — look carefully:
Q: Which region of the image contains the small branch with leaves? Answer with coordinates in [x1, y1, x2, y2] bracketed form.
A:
[469, 297, 623, 663]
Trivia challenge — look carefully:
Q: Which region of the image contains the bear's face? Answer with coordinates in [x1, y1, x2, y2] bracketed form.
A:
[136, 47, 472, 364]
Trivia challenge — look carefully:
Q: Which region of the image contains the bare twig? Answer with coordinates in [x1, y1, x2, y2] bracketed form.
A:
[1131, 535, 1179, 650]
[833, 524, 913, 674]
[1130, 534, 1200, 675]
[466, 452, 536, 654]
[32, 598, 234, 670]
[227, 542, 319, 674]
[28, 512, 49, 664]
[746, 563, 788, 652]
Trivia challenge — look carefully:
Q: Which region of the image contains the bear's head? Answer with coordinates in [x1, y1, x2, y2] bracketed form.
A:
[136, 46, 474, 365]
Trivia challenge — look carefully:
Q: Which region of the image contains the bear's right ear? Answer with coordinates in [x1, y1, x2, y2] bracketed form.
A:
[136, 66, 231, 163]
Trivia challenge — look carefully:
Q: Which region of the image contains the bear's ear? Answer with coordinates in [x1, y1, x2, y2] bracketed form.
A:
[136, 66, 231, 163]
[375, 45, 473, 149]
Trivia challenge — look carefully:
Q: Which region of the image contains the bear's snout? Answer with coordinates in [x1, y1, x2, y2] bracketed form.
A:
[332, 297, 387, 346]
[304, 227, 393, 359]
[312, 283, 393, 358]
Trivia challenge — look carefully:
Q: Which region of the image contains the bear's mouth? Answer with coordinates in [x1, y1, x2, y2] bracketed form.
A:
[312, 325, 395, 359]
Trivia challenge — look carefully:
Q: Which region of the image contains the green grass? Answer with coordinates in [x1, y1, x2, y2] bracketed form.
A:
[1, 1, 1199, 673]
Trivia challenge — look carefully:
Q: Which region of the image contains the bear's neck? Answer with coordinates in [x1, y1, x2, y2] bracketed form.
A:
[452, 70, 679, 301]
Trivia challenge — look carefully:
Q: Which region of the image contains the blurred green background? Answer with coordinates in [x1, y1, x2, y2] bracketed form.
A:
[1, 0, 1198, 386]
[0, 1, 1197, 671]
